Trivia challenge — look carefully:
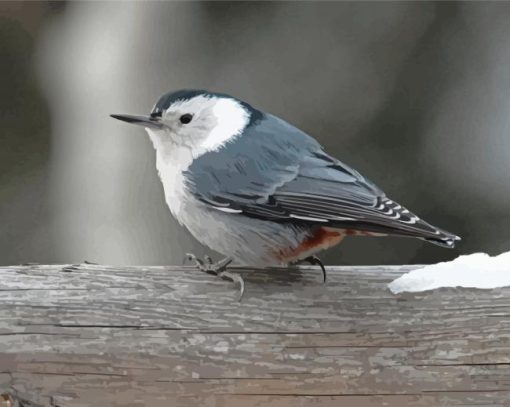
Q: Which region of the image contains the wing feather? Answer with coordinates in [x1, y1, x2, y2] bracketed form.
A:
[184, 114, 460, 247]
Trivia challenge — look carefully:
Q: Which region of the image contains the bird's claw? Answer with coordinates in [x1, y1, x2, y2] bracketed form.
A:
[184, 254, 244, 300]
[218, 270, 245, 301]
[204, 255, 214, 265]
[183, 253, 205, 268]
[302, 255, 327, 283]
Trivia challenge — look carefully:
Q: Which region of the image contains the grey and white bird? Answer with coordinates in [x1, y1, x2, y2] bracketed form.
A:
[111, 89, 460, 297]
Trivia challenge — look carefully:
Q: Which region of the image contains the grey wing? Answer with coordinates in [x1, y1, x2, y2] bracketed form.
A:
[184, 114, 460, 247]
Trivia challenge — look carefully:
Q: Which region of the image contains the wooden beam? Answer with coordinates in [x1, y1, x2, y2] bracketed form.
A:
[1, 263, 509, 406]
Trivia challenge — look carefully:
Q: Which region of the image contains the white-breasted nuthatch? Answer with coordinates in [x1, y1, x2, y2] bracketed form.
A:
[112, 89, 460, 298]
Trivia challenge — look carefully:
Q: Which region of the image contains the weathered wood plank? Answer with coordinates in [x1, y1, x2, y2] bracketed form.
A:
[1, 264, 510, 406]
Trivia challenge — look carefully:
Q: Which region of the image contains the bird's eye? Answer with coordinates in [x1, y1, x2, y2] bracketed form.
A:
[179, 114, 193, 124]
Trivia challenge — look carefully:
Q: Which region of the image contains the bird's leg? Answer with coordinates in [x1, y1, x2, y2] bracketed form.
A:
[302, 255, 327, 283]
[184, 253, 245, 300]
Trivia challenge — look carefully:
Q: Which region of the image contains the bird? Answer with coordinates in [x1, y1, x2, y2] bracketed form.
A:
[111, 89, 460, 299]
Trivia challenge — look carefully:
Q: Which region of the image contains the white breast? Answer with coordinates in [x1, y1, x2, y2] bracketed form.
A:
[148, 131, 194, 221]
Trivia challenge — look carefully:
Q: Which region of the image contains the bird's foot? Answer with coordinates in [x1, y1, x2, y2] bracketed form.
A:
[184, 253, 245, 301]
[301, 255, 327, 283]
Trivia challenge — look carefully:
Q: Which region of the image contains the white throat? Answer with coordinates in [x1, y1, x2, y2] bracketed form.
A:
[147, 132, 193, 219]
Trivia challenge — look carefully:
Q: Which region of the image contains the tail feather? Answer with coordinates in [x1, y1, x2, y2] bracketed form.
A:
[423, 228, 461, 249]
[328, 197, 461, 248]
[371, 197, 461, 248]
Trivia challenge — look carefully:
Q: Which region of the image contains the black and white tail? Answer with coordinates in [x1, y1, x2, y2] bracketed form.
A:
[369, 197, 461, 248]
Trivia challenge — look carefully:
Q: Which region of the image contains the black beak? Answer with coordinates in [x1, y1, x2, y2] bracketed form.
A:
[110, 114, 163, 129]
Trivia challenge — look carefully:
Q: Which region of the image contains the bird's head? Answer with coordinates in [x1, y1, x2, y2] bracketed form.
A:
[111, 89, 261, 157]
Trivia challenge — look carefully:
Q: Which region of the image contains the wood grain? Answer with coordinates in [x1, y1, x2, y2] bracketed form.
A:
[1, 263, 510, 406]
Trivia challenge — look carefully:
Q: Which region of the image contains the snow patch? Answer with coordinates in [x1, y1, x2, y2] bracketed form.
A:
[388, 252, 510, 294]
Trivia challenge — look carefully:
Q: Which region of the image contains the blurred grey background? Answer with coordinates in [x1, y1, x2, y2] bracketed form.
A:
[1, 1, 509, 267]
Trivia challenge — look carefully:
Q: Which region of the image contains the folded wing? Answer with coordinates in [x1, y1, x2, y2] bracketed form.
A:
[184, 114, 460, 247]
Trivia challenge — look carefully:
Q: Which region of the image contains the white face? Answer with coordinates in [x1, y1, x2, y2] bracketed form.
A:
[147, 95, 250, 159]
